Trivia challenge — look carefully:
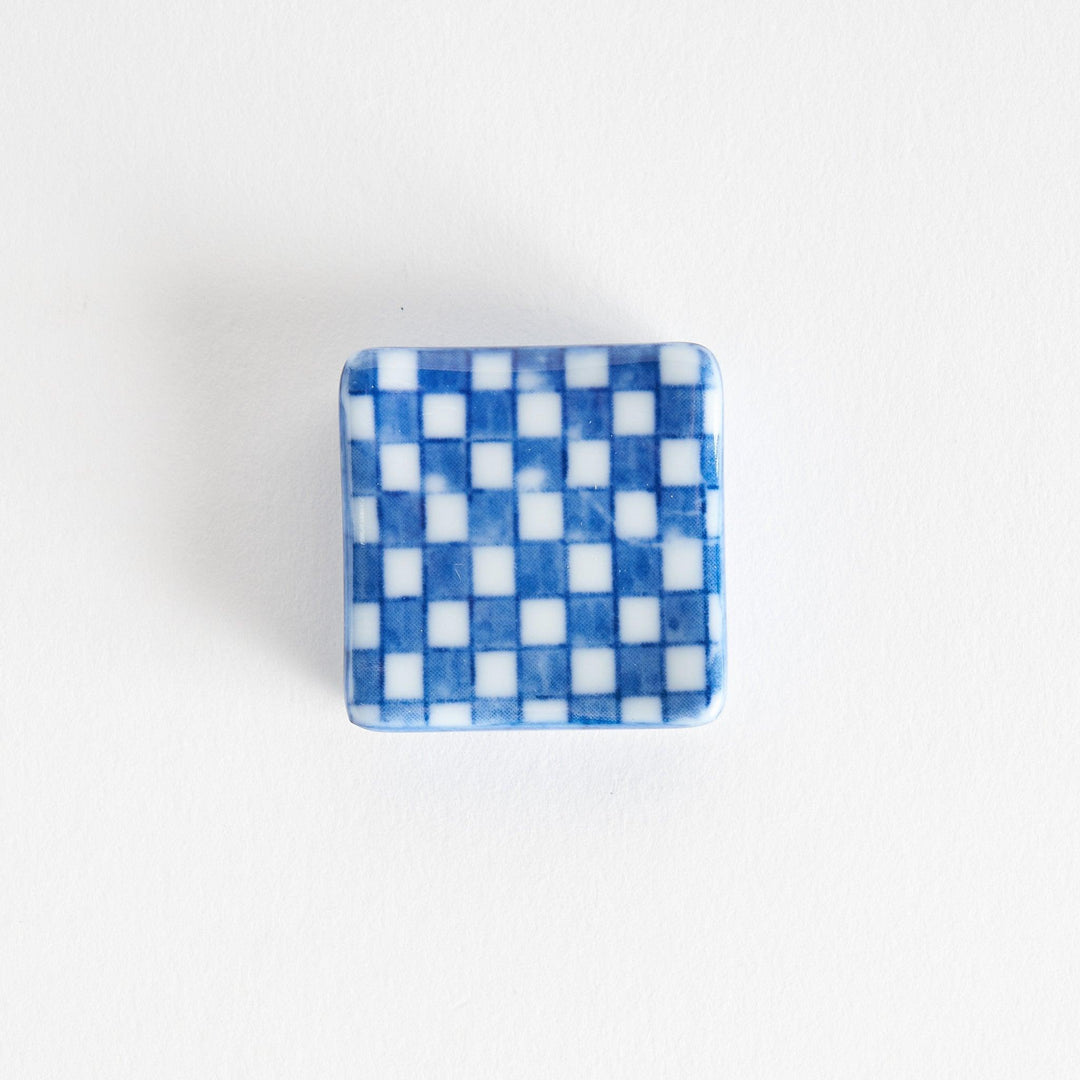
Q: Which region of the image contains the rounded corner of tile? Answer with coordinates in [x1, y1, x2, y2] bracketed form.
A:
[341, 349, 379, 385]
[345, 348, 380, 366]
[673, 687, 726, 728]
[705, 685, 727, 723]
[688, 343, 723, 387]
[346, 704, 384, 731]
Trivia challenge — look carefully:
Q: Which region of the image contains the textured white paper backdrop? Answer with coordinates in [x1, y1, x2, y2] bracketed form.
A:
[3, 2, 1079, 1076]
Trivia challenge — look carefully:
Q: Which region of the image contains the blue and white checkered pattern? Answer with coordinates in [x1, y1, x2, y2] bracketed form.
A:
[340, 344, 725, 728]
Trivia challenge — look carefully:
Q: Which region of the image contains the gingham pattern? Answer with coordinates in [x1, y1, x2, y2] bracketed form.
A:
[340, 344, 725, 728]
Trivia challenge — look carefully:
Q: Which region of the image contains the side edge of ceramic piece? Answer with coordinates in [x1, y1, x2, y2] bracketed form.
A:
[688, 343, 726, 726]
[341, 352, 379, 729]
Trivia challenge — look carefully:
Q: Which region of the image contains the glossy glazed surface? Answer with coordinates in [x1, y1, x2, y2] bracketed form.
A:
[340, 344, 724, 728]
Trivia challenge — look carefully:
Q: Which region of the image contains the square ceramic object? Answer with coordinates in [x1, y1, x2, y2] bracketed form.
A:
[340, 344, 725, 729]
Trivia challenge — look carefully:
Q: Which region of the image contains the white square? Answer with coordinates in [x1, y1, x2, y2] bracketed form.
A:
[566, 441, 610, 487]
[475, 651, 517, 697]
[423, 394, 467, 439]
[564, 347, 609, 387]
[520, 599, 566, 645]
[471, 350, 513, 390]
[568, 544, 612, 593]
[472, 546, 516, 596]
[517, 392, 562, 437]
[703, 388, 722, 431]
[665, 645, 706, 691]
[516, 368, 548, 392]
[350, 705, 381, 727]
[384, 653, 423, 699]
[522, 699, 568, 724]
[709, 594, 723, 642]
[427, 601, 470, 647]
[383, 548, 422, 597]
[425, 493, 468, 542]
[612, 391, 655, 435]
[380, 443, 420, 491]
[619, 597, 661, 643]
[571, 647, 616, 695]
[429, 702, 472, 728]
[663, 538, 704, 591]
[615, 491, 657, 538]
[621, 696, 662, 724]
[471, 443, 513, 489]
[350, 602, 380, 648]
[706, 490, 721, 537]
[518, 492, 564, 539]
[661, 439, 702, 486]
[659, 343, 702, 385]
[350, 496, 379, 543]
[344, 395, 375, 440]
[377, 348, 418, 390]
[515, 463, 552, 491]
[423, 470, 449, 494]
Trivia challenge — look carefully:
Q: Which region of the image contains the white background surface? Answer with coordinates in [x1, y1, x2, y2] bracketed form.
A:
[3, 2, 1079, 1076]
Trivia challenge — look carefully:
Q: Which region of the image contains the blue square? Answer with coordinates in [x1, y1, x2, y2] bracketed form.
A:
[666, 692, 708, 724]
[469, 491, 514, 543]
[609, 346, 658, 389]
[617, 646, 663, 695]
[614, 542, 661, 595]
[612, 437, 656, 490]
[417, 350, 469, 392]
[700, 353, 721, 388]
[351, 650, 381, 703]
[704, 541, 723, 592]
[425, 648, 472, 701]
[352, 545, 381, 601]
[516, 542, 566, 597]
[565, 389, 611, 439]
[567, 596, 615, 645]
[662, 594, 706, 644]
[514, 348, 563, 391]
[474, 699, 519, 726]
[376, 392, 420, 443]
[423, 442, 467, 492]
[571, 695, 618, 723]
[379, 493, 423, 546]
[350, 442, 378, 495]
[472, 598, 518, 649]
[515, 439, 562, 491]
[425, 545, 471, 599]
[383, 599, 424, 652]
[469, 392, 513, 439]
[520, 648, 569, 697]
[563, 489, 612, 541]
[658, 387, 702, 437]
[383, 702, 425, 727]
[658, 488, 704, 539]
[346, 353, 377, 394]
